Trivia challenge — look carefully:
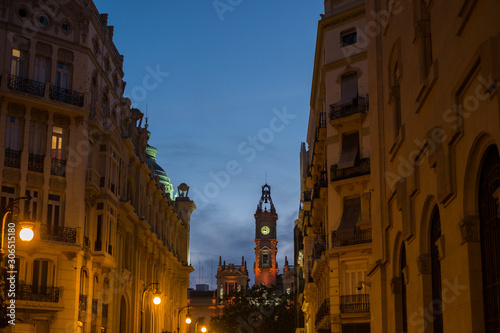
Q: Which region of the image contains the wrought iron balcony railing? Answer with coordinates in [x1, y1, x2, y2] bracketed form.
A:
[331, 228, 372, 248]
[16, 284, 60, 302]
[7, 75, 45, 97]
[51, 158, 66, 176]
[40, 224, 77, 243]
[331, 158, 370, 182]
[330, 96, 368, 120]
[28, 154, 44, 173]
[49, 85, 84, 107]
[315, 298, 330, 325]
[340, 294, 370, 313]
[4, 149, 21, 168]
[320, 171, 328, 187]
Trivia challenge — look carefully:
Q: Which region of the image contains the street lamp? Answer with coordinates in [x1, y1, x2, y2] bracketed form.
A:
[140, 282, 161, 333]
[177, 305, 191, 333]
[1, 195, 34, 329]
[195, 320, 207, 333]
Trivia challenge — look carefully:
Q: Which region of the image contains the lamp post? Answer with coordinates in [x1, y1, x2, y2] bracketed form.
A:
[140, 282, 161, 333]
[195, 320, 207, 333]
[1, 195, 34, 329]
[177, 305, 191, 333]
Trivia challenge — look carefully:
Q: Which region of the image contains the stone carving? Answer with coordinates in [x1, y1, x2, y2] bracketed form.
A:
[459, 215, 480, 244]
[390, 276, 402, 294]
[27, 173, 44, 188]
[417, 254, 432, 275]
[49, 177, 67, 191]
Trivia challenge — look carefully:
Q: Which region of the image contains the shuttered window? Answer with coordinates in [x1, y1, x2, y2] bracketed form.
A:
[338, 197, 361, 230]
[341, 72, 358, 103]
[338, 132, 359, 169]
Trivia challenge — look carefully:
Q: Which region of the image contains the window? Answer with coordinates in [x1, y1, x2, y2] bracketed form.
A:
[24, 190, 39, 221]
[338, 132, 360, 169]
[262, 253, 269, 264]
[338, 197, 361, 231]
[1, 186, 16, 211]
[51, 126, 64, 159]
[34, 56, 49, 83]
[5, 117, 21, 151]
[479, 146, 500, 331]
[29, 121, 45, 155]
[47, 194, 61, 232]
[11, 49, 27, 77]
[400, 243, 408, 332]
[415, 0, 433, 79]
[56, 62, 69, 89]
[38, 15, 50, 27]
[341, 28, 357, 47]
[61, 22, 70, 32]
[95, 215, 103, 251]
[341, 72, 358, 103]
[32, 259, 54, 293]
[430, 207, 443, 333]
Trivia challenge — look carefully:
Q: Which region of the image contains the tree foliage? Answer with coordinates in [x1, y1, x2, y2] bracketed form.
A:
[210, 285, 294, 333]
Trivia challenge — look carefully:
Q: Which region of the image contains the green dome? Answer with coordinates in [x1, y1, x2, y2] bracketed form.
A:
[145, 145, 174, 199]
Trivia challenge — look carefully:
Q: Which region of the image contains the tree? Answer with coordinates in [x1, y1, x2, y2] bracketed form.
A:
[210, 285, 294, 333]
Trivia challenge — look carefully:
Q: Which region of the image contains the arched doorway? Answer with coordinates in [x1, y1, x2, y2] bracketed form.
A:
[478, 145, 500, 332]
[120, 295, 127, 333]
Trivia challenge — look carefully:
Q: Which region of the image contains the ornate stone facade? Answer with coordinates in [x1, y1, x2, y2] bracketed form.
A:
[0, 1, 194, 332]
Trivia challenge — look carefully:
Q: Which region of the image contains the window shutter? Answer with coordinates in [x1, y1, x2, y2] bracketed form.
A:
[338, 197, 361, 230]
[338, 132, 360, 169]
[341, 72, 358, 103]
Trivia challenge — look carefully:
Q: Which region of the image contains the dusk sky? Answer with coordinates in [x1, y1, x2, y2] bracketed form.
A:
[93, 0, 324, 289]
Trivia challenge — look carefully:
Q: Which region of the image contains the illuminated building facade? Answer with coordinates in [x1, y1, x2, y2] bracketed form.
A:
[297, 0, 372, 332]
[0, 1, 194, 332]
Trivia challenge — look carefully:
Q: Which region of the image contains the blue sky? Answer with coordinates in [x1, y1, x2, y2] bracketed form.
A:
[93, 0, 324, 288]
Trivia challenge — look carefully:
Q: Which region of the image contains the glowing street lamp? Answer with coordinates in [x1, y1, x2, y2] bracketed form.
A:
[140, 282, 161, 333]
[177, 305, 191, 333]
[185, 317, 192, 324]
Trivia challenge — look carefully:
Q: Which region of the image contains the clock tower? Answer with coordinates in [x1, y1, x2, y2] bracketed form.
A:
[253, 184, 279, 286]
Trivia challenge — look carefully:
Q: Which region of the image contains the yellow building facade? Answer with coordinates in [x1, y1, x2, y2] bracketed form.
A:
[0, 1, 194, 332]
[367, 0, 500, 332]
[299, 0, 500, 332]
[298, 1, 372, 332]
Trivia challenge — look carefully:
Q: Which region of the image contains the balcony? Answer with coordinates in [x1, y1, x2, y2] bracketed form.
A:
[331, 158, 370, 182]
[51, 158, 66, 176]
[49, 85, 84, 107]
[331, 228, 372, 248]
[40, 224, 77, 243]
[4, 149, 21, 168]
[7, 75, 45, 97]
[16, 284, 60, 302]
[315, 298, 330, 325]
[28, 154, 44, 173]
[330, 96, 368, 121]
[340, 294, 370, 313]
[319, 171, 328, 187]
[85, 169, 101, 194]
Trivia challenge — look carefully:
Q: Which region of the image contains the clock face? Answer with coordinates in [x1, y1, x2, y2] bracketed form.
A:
[261, 226, 270, 235]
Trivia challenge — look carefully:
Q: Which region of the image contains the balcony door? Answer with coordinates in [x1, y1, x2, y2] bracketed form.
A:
[11, 49, 27, 77]
[341, 72, 358, 103]
[34, 56, 49, 83]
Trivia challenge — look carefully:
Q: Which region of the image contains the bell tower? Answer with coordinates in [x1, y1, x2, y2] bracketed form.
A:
[253, 184, 279, 286]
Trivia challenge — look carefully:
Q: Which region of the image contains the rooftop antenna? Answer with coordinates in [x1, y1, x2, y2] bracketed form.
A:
[265, 172, 268, 184]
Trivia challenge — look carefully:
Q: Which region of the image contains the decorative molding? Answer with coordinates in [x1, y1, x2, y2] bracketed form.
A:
[36, 41, 52, 57]
[49, 177, 67, 191]
[390, 277, 402, 294]
[53, 114, 71, 127]
[58, 48, 74, 63]
[7, 102, 26, 116]
[63, 251, 77, 261]
[27, 173, 44, 188]
[459, 215, 480, 244]
[417, 254, 432, 275]
[31, 108, 49, 121]
[2, 168, 21, 183]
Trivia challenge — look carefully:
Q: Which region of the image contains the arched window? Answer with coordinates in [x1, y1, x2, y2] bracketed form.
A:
[120, 295, 127, 333]
[80, 268, 88, 295]
[400, 243, 408, 332]
[430, 206, 443, 332]
[478, 145, 500, 331]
